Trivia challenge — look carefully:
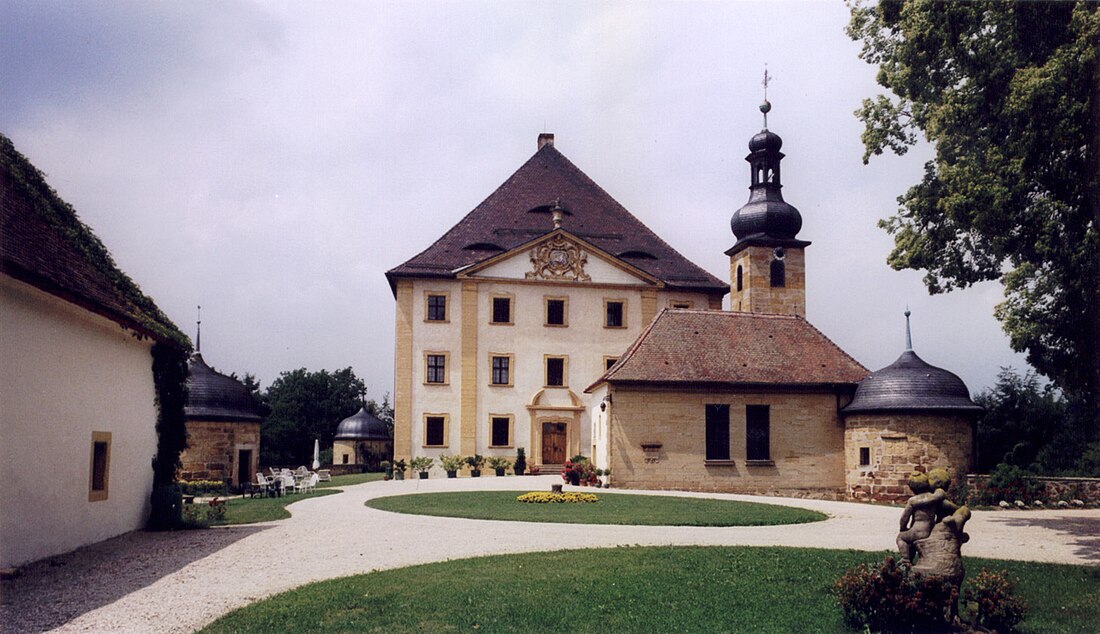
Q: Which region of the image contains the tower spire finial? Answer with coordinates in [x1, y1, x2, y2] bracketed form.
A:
[904, 306, 913, 351]
[760, 65, 773, 129]
[196, 305, 202, 353]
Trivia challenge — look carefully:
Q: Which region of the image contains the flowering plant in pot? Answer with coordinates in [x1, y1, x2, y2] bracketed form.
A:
[410, 456, 434, 479]
[561, 460, 581, 486]
[487, 456, 512, 476]
[514, 447, 527, 476]
[380, 460, 392, 481]
[440, 454, 464, 477]
[465, 454, 485, 477]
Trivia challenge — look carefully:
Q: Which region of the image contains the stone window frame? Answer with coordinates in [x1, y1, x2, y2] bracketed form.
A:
[603, 356, 619, 371]
[736, 265, 744, 292]
[424, 351, 450, 385]
[704, 404, 731, 463]
[488, 352, 515, 387]
[88, 431, 112, 502]
[859, 446, 871, 467]
[604, 298, 627, 329]
[544, 295, 569, 327]
[668, 299, 694, 309]
[423, 413, 450, 448]
[489, 413, 514, 448]
[490, 293, 514, 325]
[544, 354, 568, 388]
[745, 404, 773, 465]
[424, 291, 450, 323]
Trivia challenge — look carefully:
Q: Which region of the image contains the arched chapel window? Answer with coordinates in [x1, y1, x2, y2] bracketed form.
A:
[770, 259, 785, 288]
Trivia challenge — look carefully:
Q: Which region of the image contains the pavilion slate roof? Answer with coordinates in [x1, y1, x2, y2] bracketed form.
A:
[588, 309, 869, 390]
[386, 140, 728, 295]
[0, 134, 187, 347]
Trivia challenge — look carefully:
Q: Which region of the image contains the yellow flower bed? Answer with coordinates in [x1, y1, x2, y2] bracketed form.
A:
[516, 491, 599, 504]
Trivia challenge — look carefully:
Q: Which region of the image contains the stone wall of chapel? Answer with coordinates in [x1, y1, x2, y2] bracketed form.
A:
[729, 246, 805, 317]
[844, 414, 973, 503]
[608, 387, 846, 498]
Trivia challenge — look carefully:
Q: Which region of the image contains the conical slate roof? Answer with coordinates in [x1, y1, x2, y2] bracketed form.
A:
[385, 136, 727, 295]
[334, 407, 391, 441]
[184, 354, 262, 423]
[843, 350, 982, 415]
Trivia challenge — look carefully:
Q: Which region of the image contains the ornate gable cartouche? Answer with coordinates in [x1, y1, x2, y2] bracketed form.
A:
[526, 235, 590, 282]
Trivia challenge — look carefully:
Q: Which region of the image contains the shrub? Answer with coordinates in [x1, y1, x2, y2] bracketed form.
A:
[974, 464, 1043, 505]
[179, 479, 225, 496]
[465, 454, 485, 470]
[516, 491, 599, 504]
[834, 557, 957, 633]
[964, 570, 1027, 632]
[439, 454, 465, 472]
[410, 456, 434, 473]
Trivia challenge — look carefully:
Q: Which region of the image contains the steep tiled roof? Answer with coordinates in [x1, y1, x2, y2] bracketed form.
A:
[589, 309, 869, 390]
[386, 140, 728, 294]
[0, 134, 187, 346]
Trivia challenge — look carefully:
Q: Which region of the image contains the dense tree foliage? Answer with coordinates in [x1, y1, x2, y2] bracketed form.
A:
[259, 367, 379, 465]
[847, 1, 1100, 425]
[975, 368, 1098, 476]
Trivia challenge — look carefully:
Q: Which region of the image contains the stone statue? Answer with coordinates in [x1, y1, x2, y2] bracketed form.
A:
[896, 468, 971, 616]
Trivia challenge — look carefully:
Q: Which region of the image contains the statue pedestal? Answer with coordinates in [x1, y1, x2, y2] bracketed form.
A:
[912, 523, 965, 587]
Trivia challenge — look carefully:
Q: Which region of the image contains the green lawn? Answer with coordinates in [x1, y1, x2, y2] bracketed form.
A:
[200, 546, 1100, 633]
[203, 489, 340, 525]
[317, 472, 385, 488]
[366, 490, 827, 526]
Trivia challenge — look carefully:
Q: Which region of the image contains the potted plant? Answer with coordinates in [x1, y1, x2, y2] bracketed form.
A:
[488, 456, 512, 477]
[411, 456, 434, 479]
[561, 460, 581, 486]
[440, 454, 464, 478]
[514, 447, 527, 476]
[381, 460, 392, 481]
[393, 459, 407, 480]
[601, 467, 611, 488]
[466, 454, 485, 477]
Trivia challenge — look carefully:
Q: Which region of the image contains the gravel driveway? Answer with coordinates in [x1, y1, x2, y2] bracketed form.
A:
[3, 476, 1097, 633]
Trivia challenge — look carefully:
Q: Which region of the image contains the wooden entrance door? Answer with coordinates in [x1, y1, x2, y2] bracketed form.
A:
[542, 422, 567, 464]
[237, 449, 253, 487]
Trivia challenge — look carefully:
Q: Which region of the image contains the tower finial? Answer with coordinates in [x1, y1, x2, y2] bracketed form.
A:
[760, 65, 773, 129]
[196, 305, 202, 353]
[904, 306, 913, 351]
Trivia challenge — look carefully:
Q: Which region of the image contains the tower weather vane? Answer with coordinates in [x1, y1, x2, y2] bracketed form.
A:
[761, 65, 774, 129]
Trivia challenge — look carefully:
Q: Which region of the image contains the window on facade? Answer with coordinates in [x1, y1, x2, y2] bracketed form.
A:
[670, 301, 693, 309]
[605, 300, 625, 328]
[770, 259, 785, 288]
[426, 354, 447, 384]
[491, 355, 511, 385]
[491, 416, 511, 447]
[425, 416, 446, 446]
[604, 356, 619, 371]
[736, 265, 743, 292]
[859, 447, 871, 467]
[88, 431, 111, 501]
[705, 404, 730, 461]
[491, 296, 512, 324]
[545, 356, 566, 387]
[546, 298, 566, 326]
[426, 294, 447, 321]
[746, 405, 771, 461]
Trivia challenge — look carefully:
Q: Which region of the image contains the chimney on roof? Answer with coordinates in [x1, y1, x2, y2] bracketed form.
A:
[538, 133, 555, 149]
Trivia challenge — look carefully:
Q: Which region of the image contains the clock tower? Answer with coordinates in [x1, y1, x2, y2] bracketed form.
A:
[727, 99, 810, 317]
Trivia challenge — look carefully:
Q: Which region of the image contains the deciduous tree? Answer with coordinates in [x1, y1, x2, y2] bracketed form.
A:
[848, 1, 1100, 427]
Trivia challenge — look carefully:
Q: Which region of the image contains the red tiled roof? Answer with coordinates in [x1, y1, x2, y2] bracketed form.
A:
[588, 309, 869, 390]
[386, 141, 728, 294]
[0, 134, 187, 346]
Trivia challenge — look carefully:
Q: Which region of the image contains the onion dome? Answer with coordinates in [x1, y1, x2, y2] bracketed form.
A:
[184, 353, 262, 422]
[843, 312, 982, 415]
[334, 407, 391, 441]
[727, 102, 808, 254]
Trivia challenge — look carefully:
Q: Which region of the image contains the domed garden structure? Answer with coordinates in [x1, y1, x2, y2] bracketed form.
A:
[180, 352, 263, 488]
[842, 311, 983, 502]
[332, 406, 393, 469]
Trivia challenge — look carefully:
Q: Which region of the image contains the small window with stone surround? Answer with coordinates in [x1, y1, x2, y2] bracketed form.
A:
[859, 447, 871, 466]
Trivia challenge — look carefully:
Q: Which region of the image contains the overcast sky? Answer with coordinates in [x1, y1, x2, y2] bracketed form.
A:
[2, 0, 1029, 400]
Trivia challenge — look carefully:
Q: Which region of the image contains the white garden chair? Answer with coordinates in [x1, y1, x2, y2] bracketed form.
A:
[295, 473, 318, 494]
